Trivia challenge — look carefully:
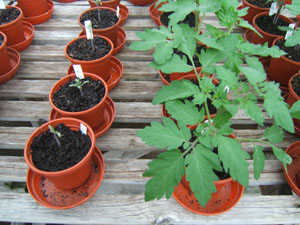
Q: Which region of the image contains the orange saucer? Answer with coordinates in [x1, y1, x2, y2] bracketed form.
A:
[27, 146, 105, 209]
[50, 96, 116, 138]
[8, 21, 34, 52]
[21, 0, 54, 25]
[0, 48, 20, 85]
[119, 4, 129, 26]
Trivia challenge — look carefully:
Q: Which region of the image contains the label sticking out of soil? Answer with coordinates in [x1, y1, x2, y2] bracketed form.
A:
[67, 35, 111, 61]
[80, 123, 87, 135]
[292, 75, 300, 98]
[80, 9, 118, 29]
[117, 6, 120, 18]
[246, 0, 272, 8]
[275, 39, 300, 63]
[0, 0, 5, 9]
[0, 7, 20, 25]
[52, 76, 106, 112]
[255, 15, 289, 36]
[73, 65, 85, 79]
[84, 20, 93, 40]
[269, 2, 277, 16]
[31, 123, 91, 172]
[285, 23, 295, 40]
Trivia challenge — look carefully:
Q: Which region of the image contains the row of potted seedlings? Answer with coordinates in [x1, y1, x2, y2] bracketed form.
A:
[130, 0, 300, 215]
[23, 0, 128, 209]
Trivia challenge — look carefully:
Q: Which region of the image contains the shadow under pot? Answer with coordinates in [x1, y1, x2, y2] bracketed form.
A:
[24, 117, 96, 190]
[250, 12, 294, 47]
[287, 73, 300, 135]
[268, 37, 300, 88]
[88, 0, 121, 10]
[64, 35, 113, 82]
[49, 73, 108, 132]
[78, 6, 120, 47]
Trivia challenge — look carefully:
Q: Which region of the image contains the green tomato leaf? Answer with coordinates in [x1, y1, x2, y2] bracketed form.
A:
[137, 117, 191, 150]
[215, 135, 250, 186]
[196, 34, 224, 51]
[253, 145, 266, 180]
[213, 108, 233, 129]
[200, 77, 215, 93]
[153, 41, 174, 64]
[143, 149, 185, 201]
[197, 0, 221, 14]
[286, 1, 300, 16]
[264, 125, 284, 144]
[290, 100, 300, 120]
[240, 99, 264, 126]
[285, 30, 300, 47]
[185, 144, 220, 207]
[153, 79, 199, 104]
[272, 146, 292, 171]
[239, 41, 286, 58]
[216, 66, 239, 91]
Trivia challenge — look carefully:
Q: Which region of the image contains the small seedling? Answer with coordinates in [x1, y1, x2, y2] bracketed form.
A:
[48, 125, 62, 149]
[69, 78, 90, 96]
[93, 0, 102, 23]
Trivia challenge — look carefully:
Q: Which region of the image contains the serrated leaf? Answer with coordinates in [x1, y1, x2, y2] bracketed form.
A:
[153, 79, 199, 104]
[290, 100, 300, 120]
[239, 41, 286, 58]
[137, 117, 191, 150]
[240, 56, 266, 86]
[213, 108, 233, 128]
[237, 18, 262, 37]
[216, 66, 239, 91]
[200, 77, 215, 93]
[238, 6, 249, 17]
[240, 99, 264, 126]
[253, 145, 266, 179]
[224, 53, 243, 74]
[272, 146, 292, 171]
[197, 0, 221, 14]
[215, 135, 250, 186]
[198, 48, 229, 72]
[185, 145, 220, 207]
[143, 149, 185, 201]
[196, 35, 224, 51]
[285, 30, 300, 47]
[286, 1, 300, 16]
[165, 100, 204, 126]
[174, 24, 197, 60]
[153, 42, 174, 64]
[264, 125, 284, 144]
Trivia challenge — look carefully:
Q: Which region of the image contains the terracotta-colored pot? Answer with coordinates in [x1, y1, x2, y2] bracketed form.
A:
[250, 12, 294, 47]
[0, 6, 25, 46]
[268, 37, 300, 87]
[297, 15, 300, 26]
[64, 35, 114, 82]
[49, 73, 108, 131]
[88, 0, 121, 10]
[149, 2, 164, 26]
[241, 0, 270, 25]
[56, 0, 76, 2]
[159, 67, 202, 85]
[287, 73, 300, 130]
[0, 32, 12, 75]
[283, 141, 300, 197]
[24, 118, 95, 190]
[129, 0, 156, 6]
[78, 7, 120, 47]
[284, 0, 292, 4]
[17, 0, 48, 17]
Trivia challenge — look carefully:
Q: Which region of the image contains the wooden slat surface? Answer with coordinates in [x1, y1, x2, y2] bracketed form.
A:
[0, 0, 299, 224]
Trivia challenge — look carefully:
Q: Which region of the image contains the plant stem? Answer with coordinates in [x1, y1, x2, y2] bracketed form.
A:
[273, 0, 284, 24]
[183, 137, 199, 157]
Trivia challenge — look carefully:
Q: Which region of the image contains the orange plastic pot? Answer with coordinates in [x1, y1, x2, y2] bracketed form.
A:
[129, 0, 156, 6]
[56, 0, 76, 2]
[49, 73, 108, 131]
[297, 15, 300, 26]
[64, 35, 113, 82]
[78, 7, 120, 47]
[250, 12, 294, 47]
[158, 67, 202, 85]
[0, 6, 25, 46]
[17, 0, 48, 17]
[241, 0, 270, 26]
[149, 2, 164, 26]
[283, 141, 300, 197]
[0, 32, 12, 75]
[268, 37, 300, 87]
[287, 73, 300, 132]
[24, 118, 96, 190]
[88, 0, 121, 10]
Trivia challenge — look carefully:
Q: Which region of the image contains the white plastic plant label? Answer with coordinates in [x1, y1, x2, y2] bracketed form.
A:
[80, 123, 87, 135]
[84, 20, 93, 40]
[285, 23, 296, 40]
[224, 86, 230, 93]
[0, 0, 6, 9]
[269, 2, 277, 16]
[116, 6, 120, 18]
[72, 64, 84, 79]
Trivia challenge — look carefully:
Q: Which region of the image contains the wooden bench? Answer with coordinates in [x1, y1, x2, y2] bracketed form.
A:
[0, 0, 300, 224]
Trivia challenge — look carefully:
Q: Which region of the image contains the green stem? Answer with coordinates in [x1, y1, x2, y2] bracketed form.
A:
[183, 137, 199, 157]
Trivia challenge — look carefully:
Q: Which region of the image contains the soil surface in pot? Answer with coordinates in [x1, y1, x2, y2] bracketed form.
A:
[291, 75, 300, 97]
[67, 35, 111, 61]
[0, 34, 3, 46]
[80, 9, 118, 29]
[255, 15, 289, 35]
[160, 11, 195, 28]
[275, 39, 300, 63]
[53, 77, 106, 112]
[0, 8, 20, 25]
[31, 123, 91, 172]
[246, 0, 272, 8]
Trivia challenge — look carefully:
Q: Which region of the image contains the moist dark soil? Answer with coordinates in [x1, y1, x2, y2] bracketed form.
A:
[160, 11, 195, 28]
[0, 34, 4, 46]
[275, 39, 300, 63]
[186, 95, 216, 116]
[52, 77, 106, 112]
[0, 8, 20, 25]
[67, 35, 111, 61]
[31, 123, 91, 172]
[255, 15, 290, 36]
[246, 0, 272, 8]
[80, 9, 118, 29]
[291, 75, 300, 98]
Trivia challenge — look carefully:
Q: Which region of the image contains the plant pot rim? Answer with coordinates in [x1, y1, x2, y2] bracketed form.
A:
[273, 36, 300, 66]
[243, 0, 271, 10]
[49, 72, 108, 116]
[288, 72, 300, 101]
[24, 117, 96, 176]
[78, 6, 120, 32]
[0, 31, 7, 51]
[64, 34, 114, 64]
[253, 12, 294, 38]
[0, 5, 23, 29]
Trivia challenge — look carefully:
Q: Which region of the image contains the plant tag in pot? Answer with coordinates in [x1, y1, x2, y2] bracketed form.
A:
[269, 2, 277, 16]
[117, 6, 120, 18]
[84, 20, 94, 40]
[285, 23, 296, 40]
[0, 0, 5, 9]
[73, 65, 85, 79]
[80, 123, 87, 135]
